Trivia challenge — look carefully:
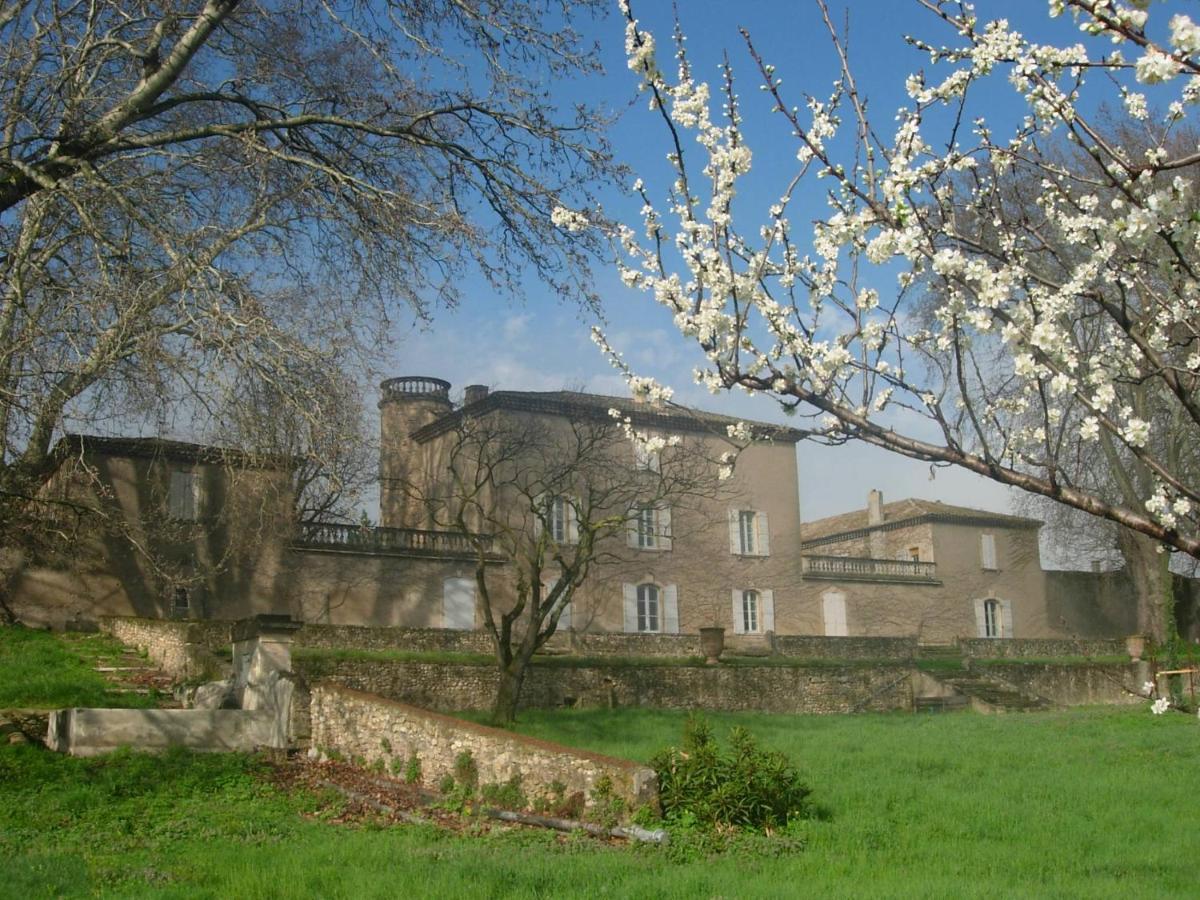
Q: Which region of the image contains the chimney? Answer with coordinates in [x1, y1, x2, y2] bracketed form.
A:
[867, 490, 884, 526]
[463, 384, 489, 406]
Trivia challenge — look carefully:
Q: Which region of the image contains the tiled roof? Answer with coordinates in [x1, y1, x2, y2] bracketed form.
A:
[411, 389, 804, 444]
[801, 497, 1041, 547]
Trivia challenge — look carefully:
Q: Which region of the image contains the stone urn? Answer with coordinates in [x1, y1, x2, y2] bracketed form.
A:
[1125, 634, 1147, 662]
[699, 627, 725, 665]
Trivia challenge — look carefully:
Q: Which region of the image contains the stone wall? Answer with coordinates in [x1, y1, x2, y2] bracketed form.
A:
[980, 662, 1146, 706]
[772, 635, 916, 660]
[294, 623, 494, 654]
[309, 684, 658, 817]
[960, 637, 1127, 660]
[99, 616, 230, 679]
[296, 657, 914, 716]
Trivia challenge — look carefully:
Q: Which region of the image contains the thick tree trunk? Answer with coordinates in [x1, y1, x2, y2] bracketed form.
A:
[1119, 528, 1174, 644]
[490, 662, 529, 727]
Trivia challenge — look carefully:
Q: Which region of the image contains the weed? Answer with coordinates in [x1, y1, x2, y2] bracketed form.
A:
[404, 752, 422, 786]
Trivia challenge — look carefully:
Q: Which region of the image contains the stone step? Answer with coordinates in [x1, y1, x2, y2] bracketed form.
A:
[913, 695, 970, 713]
[937, 673, 1053, 713]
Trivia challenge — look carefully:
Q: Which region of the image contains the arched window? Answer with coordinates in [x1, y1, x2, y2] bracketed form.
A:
[983, 598, 1001, 639]
[636, 583, 660, 633]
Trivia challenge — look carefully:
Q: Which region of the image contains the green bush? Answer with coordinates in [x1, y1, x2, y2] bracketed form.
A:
[649, 715, 813, 832]
[480, 775, 526, 810]
[403, 752, 422, 785]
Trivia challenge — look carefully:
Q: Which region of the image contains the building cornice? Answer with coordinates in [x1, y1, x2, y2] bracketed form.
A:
[801, 512, 1042, 549]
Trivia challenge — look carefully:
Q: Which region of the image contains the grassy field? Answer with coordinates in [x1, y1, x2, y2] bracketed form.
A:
[2, 704, 1198, 898]
[0, 626, 158, 709]
[3, 628, 1198, 898]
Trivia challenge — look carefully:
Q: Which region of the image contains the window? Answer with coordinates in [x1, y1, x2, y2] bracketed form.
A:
[634, 438, 660, 472]
[636, 505, 657, 549]
[975, 596, 1013, 639]
[729, 509, 770, 556]
[542, 496, 578, 544]
[908, 546, 921, 562]
[741, 590, 760, 633]
[983, 598, 1000, 639]
[980, 533, 997, 570]
[628, 503, 671, 550]
[168, 470, 199, 521]
[636, 583, 660, 633]
[624, 582, 678, 633]
[731, 588, 774, 634]
[172, 587, 190, 615]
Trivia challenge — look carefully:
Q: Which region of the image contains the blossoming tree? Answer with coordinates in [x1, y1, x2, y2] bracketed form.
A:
[591, 0, 1200, 638]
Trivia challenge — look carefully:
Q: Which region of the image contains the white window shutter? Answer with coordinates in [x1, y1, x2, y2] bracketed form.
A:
[626, 509, 640, 548]
[622, 583, 637, 633]
[981, 533, 997, 569]
[756, 511, 770, 556]
[169, 471, 196, 520]
[659, 504, 672, 551]
[973, 598, 987, 638]
[533, 493, 544, 539]
[1001, 599, 1014, 638]
[762, 590, 775, 633]
[731, 589, 744, 634]
[728, 510, 739, 554]
[663, 584, 679, 634]
[567, 498, 579, 544]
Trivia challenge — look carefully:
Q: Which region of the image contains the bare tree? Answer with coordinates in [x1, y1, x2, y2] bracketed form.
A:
[211, 361, 376, 525]
[408, 411, 730, 725]
[0, 1, 615, 564]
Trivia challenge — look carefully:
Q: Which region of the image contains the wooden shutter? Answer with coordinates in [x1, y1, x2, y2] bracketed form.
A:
[728, 510, 740, 554]
[658, 504, 672, 551]
[442, 577, 476, 630]
[981, 533, 997, 570]
[567, 498, 579, 544]
[731, 589, 744, 634]
[756, 511, 770, 556]
[169, 470, 196, 520]
[622, 583, 637, 633]
[627, 507, 640, 548]
[974, 598, 988, 638]
[762, 590, 775, 633]
[663, 584, 679, 634]
[1001, 599, 1014, 638]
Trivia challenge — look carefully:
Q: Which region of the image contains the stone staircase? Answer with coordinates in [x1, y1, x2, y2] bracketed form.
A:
[931, 669, 1054, 714]
[95, 646, 179, 706]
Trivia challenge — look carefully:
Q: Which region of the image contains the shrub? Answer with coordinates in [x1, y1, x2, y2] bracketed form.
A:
[404, 752, 422, 786]
[480, 775, 526, 810]
[452, 751, 478, 790]
[649, 715, 812, 832]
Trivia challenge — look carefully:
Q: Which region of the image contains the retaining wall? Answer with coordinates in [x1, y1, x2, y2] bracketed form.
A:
[979, 662, 1146, 706]
[296, 658, 914, 716]
[309, 684, 658, 817]
[98, 616, 230, 679]
[960, 637, 1127, 660]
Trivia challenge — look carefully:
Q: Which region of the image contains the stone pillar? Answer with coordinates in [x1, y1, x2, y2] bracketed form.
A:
[232, 614, 302, 711]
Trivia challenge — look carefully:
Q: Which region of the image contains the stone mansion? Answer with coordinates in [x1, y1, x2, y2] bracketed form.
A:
[8, 375, 1142, 642]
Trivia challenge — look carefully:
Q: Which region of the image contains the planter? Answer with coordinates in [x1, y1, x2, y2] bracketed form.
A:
[1125, 634, 1147, 662]
[699, 627, 725, 665]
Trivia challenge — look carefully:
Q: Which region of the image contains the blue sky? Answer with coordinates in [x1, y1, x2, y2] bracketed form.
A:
[378, 0, 1177, 546]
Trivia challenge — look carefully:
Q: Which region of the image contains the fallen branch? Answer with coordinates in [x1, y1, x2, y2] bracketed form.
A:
[314, 778, 431, 827]
[484, 808, 668, 844]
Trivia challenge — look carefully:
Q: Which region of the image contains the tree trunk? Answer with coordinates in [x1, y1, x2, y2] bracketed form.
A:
[1119, 528, 1174, 644]
[490, 662, 529, 727]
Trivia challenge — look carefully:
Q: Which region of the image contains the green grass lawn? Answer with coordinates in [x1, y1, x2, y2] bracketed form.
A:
[0, 626, 159, 709]
[3, 628, 1195, 897]
[2, 704, 1198, 898]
